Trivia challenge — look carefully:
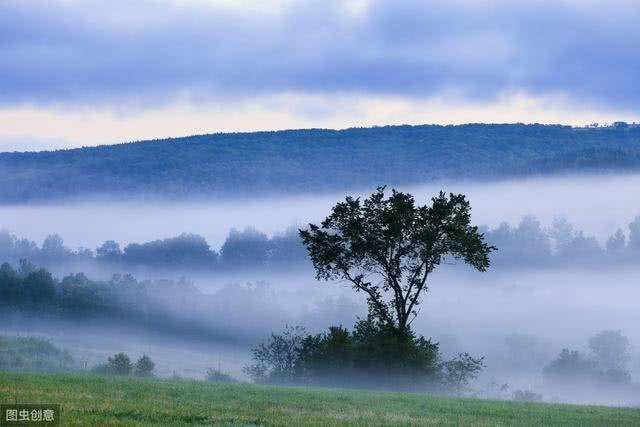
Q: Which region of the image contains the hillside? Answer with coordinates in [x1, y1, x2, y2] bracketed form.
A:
[1, 372, 639, 426]
[1, 123, 640, 203]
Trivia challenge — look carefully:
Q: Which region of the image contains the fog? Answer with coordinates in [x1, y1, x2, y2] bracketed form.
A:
[2, 172, 640, 407]
[2, 173, 640, 249]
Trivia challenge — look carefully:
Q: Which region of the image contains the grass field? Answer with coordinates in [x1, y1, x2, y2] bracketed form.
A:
[1, 372, 639, 426]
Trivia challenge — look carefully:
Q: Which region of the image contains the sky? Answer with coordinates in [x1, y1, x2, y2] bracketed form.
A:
[0, 0, 638, 151]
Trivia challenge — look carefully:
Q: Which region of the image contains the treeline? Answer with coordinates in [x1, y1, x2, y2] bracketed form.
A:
[3, 216, 640, 273]
[541, 330, 638, 400]
[0, 261, 233, 343]
[483, 216, 640, 268]
[0, 228, 307, 273]
[2, 123, 640, 202]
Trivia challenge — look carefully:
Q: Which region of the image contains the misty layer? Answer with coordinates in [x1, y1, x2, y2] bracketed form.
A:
[2, 214, 640, 276]
[0, 261, 280, 344]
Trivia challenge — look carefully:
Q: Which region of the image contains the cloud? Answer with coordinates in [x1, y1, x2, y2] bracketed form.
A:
[0, 134, 76, 152]
[2, 91, 637, 149]
[0, 0, 638, 110]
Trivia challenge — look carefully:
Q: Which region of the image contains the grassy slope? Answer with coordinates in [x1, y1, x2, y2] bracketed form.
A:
[1, 372, 639, 426]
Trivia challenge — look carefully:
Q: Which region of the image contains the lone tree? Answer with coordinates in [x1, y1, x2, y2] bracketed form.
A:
[300, 187, 495, 339]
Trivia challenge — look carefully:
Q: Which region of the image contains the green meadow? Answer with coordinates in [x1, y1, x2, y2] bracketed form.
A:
[1, 372, 639, 426]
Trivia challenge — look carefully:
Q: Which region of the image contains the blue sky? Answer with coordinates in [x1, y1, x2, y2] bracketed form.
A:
[0, 0, 638, 150]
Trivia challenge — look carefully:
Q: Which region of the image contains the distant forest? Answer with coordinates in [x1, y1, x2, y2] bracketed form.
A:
[1, 123, 640, 202]
[1, 215, 640, 273]
[0, 261, 261, 343]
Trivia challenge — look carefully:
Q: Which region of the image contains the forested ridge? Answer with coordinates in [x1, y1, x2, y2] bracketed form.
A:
[1, 123, 639, 202]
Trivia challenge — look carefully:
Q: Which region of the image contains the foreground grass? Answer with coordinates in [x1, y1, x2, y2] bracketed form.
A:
[1, 372, 639, 426]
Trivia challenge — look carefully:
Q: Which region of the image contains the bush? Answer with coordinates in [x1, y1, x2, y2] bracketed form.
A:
[513, 389, 543, 402]
[244, 319, 484, 393]
[90, 363, 112, 376]
[0, 336, 74, 373]
[439, 352, 485, 394]
[243, 325, 305, 385]
[134, 355, 155, 377]
[206, 367, 237, 383]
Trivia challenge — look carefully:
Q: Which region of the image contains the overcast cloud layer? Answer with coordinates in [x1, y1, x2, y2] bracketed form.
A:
[0, 0, 638, 150]
[1, 0, 639, 110]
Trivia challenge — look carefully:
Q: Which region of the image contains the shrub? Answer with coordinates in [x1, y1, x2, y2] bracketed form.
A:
[0, 336, 74, 373]
[90, 363, 112, 376]
[439, 352, 485, 394]
[206, 367, 237, 383]
[513, 389, 543, 402]
[244, 319, 484, 393]
[243, 325, 305, 385]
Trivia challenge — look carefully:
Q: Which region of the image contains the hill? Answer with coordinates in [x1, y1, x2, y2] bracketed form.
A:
[1, 123, 640, 203]
[1, 372, 639, 426]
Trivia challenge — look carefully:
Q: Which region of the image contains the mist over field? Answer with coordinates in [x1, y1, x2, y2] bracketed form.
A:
[3, 1, 640, 424]
[2, 173, 640, 249]
[2, 172, 640, 406]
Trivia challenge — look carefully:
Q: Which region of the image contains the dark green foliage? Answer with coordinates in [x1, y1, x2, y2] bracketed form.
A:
[244, 320, 484, 393]
[2, 124, 640, 203]
[0, 336, 74, 373]
[243, 325, 305, 385]
[134, 355, 155, 377]
[108, 352, 133, 376]
[300, 187, 494, 336]
[92, 353, 135, 376]
[205, 367, 237, 383]
[297, 326, 354, 385]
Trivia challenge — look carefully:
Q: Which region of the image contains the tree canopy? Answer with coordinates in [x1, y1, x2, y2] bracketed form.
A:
[300, 187, 495, 336]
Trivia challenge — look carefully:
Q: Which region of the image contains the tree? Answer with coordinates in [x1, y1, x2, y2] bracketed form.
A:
[220, 228, 270, 269]
[243, 325, 305, 384]
[439, 352, 485, 394]
[133, 354, 155, 377]
[606, 229, 626, 254]
[543, 349, 600, 385]
[244, 320, 483, 392]
[588, 330, 630, 371]
[550, 216, 573, 251]
[96, 240, 122, 263]
[300, 187, 494, 338]
[628, 216, 640, 252]
[41, 234, 69, 260]
[107, 352, 132, 376]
